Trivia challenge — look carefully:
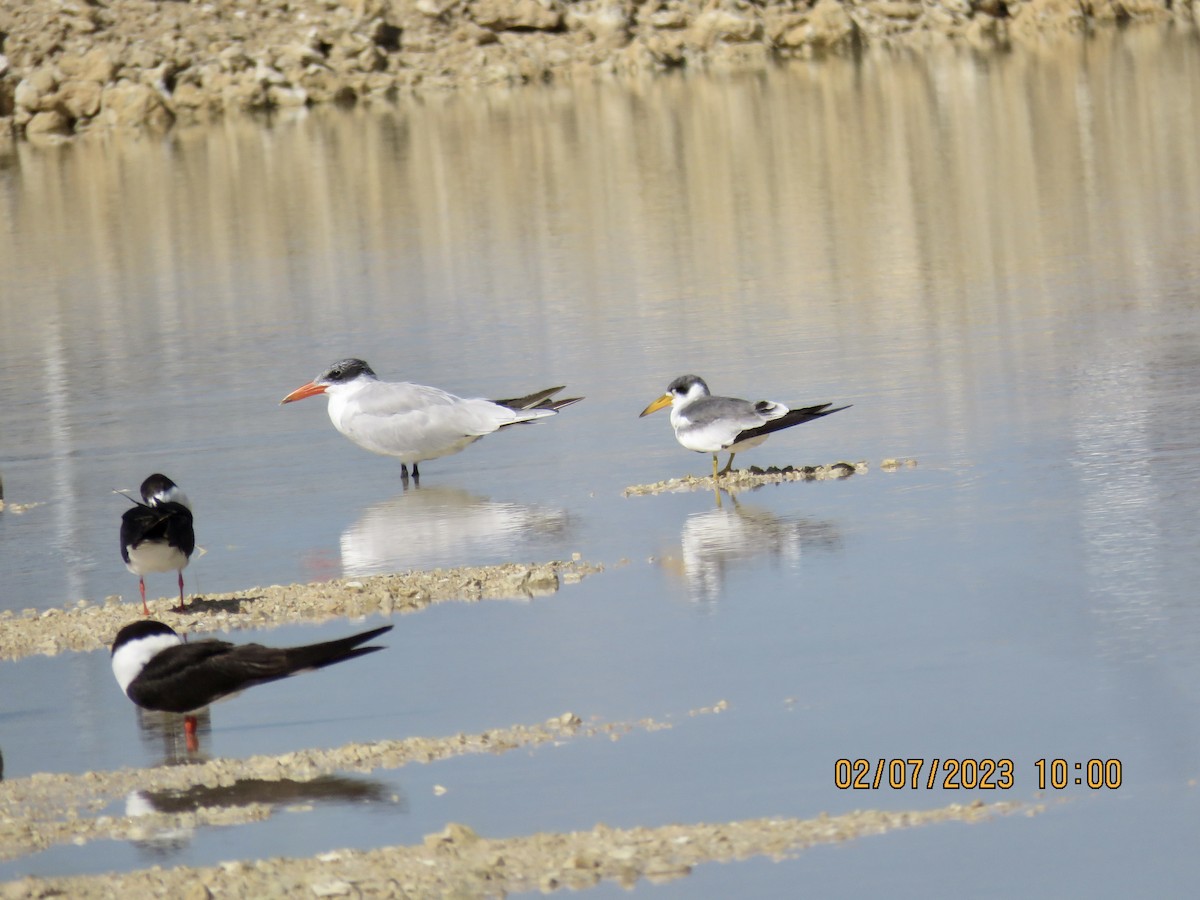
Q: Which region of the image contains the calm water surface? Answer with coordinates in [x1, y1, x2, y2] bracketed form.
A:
[2, 27, 1200, 895]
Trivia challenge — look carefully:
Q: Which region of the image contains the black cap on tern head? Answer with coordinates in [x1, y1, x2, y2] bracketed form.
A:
[667, 375, 709, 396]
[318, 359, 377, 385]
[112, 619, 179, 655]
[139, 474, 179, 502]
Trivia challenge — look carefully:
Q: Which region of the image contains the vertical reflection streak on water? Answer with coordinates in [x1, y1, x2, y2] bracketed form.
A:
[1060, 35, 1198, 669]
[1073, 61, 1100, 270]
[42, 308, 86, 602]
[1073, 342, 1160, 662]
[413, 105, 462, 327]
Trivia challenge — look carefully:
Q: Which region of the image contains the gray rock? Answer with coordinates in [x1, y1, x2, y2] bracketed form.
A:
[416, 0, 459, 15]
[869, 0, 924, 19]
[471, 0, 565, 31]
[15, 67, 59, 113]
[100, 81, 175, 129]
[24, 109, 72, 136]
[777, 0, 859, 51]
[345, 0, 394, 16]
[688, 9, 762, 49]
[268, 85, 310, 107]
[170, 80, 208, 110]
[567, 4, 633, 47]
[57, 47, 117, 84]
[56, 80, 104, 119]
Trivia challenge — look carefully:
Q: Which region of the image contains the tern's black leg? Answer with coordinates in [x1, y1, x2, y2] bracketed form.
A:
[411, 462, 420, 481]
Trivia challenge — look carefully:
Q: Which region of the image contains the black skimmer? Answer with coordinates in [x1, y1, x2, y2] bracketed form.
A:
[280, 358, 582, 480]
[111, 620, 394, 747]
[120, 473, 195, 616]
[640, 375, 850, 479]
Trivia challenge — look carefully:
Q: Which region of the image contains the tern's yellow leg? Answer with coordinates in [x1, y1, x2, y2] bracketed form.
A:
[711, 454, 720, 480]
[718, 453, 736, 475]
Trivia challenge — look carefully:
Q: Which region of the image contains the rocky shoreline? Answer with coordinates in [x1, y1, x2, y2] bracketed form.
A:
[1, 0, 1194, 142]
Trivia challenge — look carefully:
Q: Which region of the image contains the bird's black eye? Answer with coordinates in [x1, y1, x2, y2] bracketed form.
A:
[330, 367, 342, 378]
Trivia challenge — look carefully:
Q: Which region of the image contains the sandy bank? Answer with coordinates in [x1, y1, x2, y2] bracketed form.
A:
[0, 559, 602, 661]
[1, 0, 1194, 142]
[4, 792, 1032, 896]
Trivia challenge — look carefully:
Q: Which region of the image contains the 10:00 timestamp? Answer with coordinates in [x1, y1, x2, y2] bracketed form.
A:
[1035, 758, 1122, 789]
[833, 758, 1123, 790]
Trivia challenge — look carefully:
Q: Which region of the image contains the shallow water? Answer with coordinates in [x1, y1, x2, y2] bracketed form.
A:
[3, 27, 1200, 893]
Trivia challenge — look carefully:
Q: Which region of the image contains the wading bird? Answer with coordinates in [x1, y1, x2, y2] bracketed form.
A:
[120, 474, 195, 615]
[640, 375, 849, 479]
[281, 358, 581, 480]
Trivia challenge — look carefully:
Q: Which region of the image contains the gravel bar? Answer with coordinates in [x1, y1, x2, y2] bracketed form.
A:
[0, 559, 603, 661]
[2, 799, 1035, 897]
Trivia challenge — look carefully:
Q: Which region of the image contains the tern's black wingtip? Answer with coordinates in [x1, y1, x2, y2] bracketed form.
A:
[332, 623, 395, 654]
[358, 624, 395, 643]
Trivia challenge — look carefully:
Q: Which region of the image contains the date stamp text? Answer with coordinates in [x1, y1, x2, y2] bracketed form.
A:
[833, 758, 1122, 790]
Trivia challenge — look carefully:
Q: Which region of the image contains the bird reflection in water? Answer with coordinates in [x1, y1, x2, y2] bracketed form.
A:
[124, 773, 402, 858]
[340, 485, 570, 577]
[666, 490, 842, 606]
[136, 708, 214, 763]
